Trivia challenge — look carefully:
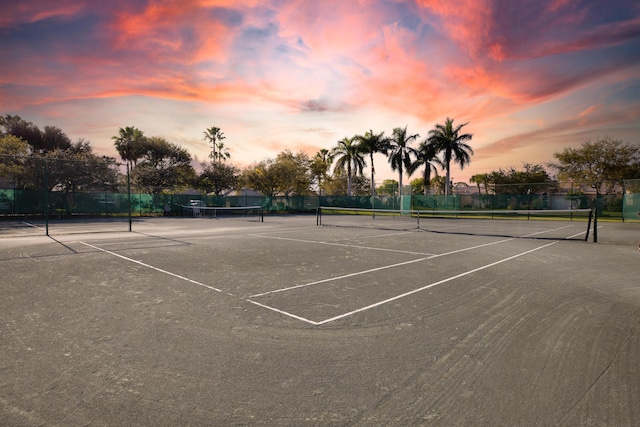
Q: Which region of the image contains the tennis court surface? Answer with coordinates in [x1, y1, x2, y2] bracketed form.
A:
[2, 215, 639, 425]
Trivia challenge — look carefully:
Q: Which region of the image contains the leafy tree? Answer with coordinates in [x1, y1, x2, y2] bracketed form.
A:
[550, 137, 640, 195]
[427, 117, 473, 196]
[0, 114, 43, 150]
[241, 159, 280, 197]
[408, 140, 442, 195]
[1, 115, 71, 152]
[0, 135, 31, 184]
[45, 140, 119, 192]
[356, 129, 390, 197]
[112, 126, 145, 168]
[198, 162, 239, 196]
[324, 173, 371, 196]
[131, 136, 195, 193]
[330, 136, 365, 196]
[272, 150, 312, 196]
[41, 126, 71, 152]
[388, 126, 419, 198]
[488, 163, 553, 195]
[430, 175, 446, 195]
[377, 179, 399, 195]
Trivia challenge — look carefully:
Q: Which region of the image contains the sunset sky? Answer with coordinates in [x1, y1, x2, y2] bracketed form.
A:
[2, 0, 639, 185]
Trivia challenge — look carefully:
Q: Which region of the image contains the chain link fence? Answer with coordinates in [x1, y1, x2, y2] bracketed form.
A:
[1, 155, 637, 221]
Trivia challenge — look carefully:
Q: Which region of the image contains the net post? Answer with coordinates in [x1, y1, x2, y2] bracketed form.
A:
[585, 209, 592, 241]
[317, 207, 322, 226]
[260, 207, 264, 222]
[417, 210, 420, 229]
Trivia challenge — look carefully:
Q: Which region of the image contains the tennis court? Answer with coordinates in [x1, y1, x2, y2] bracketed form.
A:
[1, 213, 639, 425]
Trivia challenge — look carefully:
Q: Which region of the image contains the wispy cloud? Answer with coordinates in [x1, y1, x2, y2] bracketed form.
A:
[1, 0, 639, 181]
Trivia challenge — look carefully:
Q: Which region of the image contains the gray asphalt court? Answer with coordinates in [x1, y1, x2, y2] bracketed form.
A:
[1, 214, 639, 426]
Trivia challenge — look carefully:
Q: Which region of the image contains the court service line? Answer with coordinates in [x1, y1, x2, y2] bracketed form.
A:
[248, 234, 436, 256]
[78, 241, 227, 294]
[314, 240, 559, 325]
[249, 257, 428, 298]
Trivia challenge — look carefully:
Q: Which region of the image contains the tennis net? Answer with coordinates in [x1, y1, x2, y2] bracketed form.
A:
[317, 207, 596, 241]
[182, 205, 264, 222]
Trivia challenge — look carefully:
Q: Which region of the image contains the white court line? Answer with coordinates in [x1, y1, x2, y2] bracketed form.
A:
[22, 221, 45, 230]
[78, 241, 227, 294]
[249, 257, 428, 298]
[249, 241, 559, 325]
[248, 234, 436, 256]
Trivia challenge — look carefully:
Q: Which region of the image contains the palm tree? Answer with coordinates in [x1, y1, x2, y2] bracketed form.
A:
[388, 126, 419, 200]
[112, 126, 144, 169]
[330, 136, 365, 196]
[356, 129, 390, 198]
[310, 148, 332, 195]
[203, 126, 225, 164]
[427, 118, 473, 196]
[213, 140, 231, 164]
[470, 173, 490, 196]
[408, 139, 443, 195]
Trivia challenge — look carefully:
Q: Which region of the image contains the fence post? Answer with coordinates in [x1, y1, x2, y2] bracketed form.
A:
[44, 158, 49, 236]
[127, 162, 132, 232]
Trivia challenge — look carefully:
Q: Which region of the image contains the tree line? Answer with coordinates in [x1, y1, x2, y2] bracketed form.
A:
[2, 113, 639, 198]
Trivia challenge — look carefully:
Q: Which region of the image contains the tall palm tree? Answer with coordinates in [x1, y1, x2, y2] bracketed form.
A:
[356, 129, 390, 197]
[408, 139, 443, 195]
[112, 126, 144, 169]
[203, 126, 225, 164]
[427, 118, 473, 196]
[388, 126, 419, 199]
[330, 136, 365, 196]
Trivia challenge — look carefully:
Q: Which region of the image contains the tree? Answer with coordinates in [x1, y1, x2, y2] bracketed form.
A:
[197, 162, 239, 196]
[241, 159, 280, 197]
[377, 179, 399, 195]
[309, 149, 332, 195]
[430, 175, 446, 195]
[388, 126, 419, 199]
[324, 173, 371, 196]
[41, 126, 72, 152]
[214, 139, 231, 164]
[488, 163, 553, 195]
[0, 135, 31, 184]
[330, 136, 365, 196]
[469, 173, 491, 196]
[272, 150, 312, 197]
[427, 118, 474, 196]
[45, 140, 119, 192]
[112, 126, 145, 169]
[0, 114, 44, 150]
[241, 150, 312, 198]
[203, 126, 227, 164]
[550, 137, 640, 195]
[408, 139, 442, 195]
[131, 136, 195, 193]
[356, 130, 390, 197]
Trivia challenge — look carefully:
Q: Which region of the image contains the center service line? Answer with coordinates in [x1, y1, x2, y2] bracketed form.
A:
[79, 241, 227, 294]
[313, 240, 559, 325]
[247, 241, 558, 326]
